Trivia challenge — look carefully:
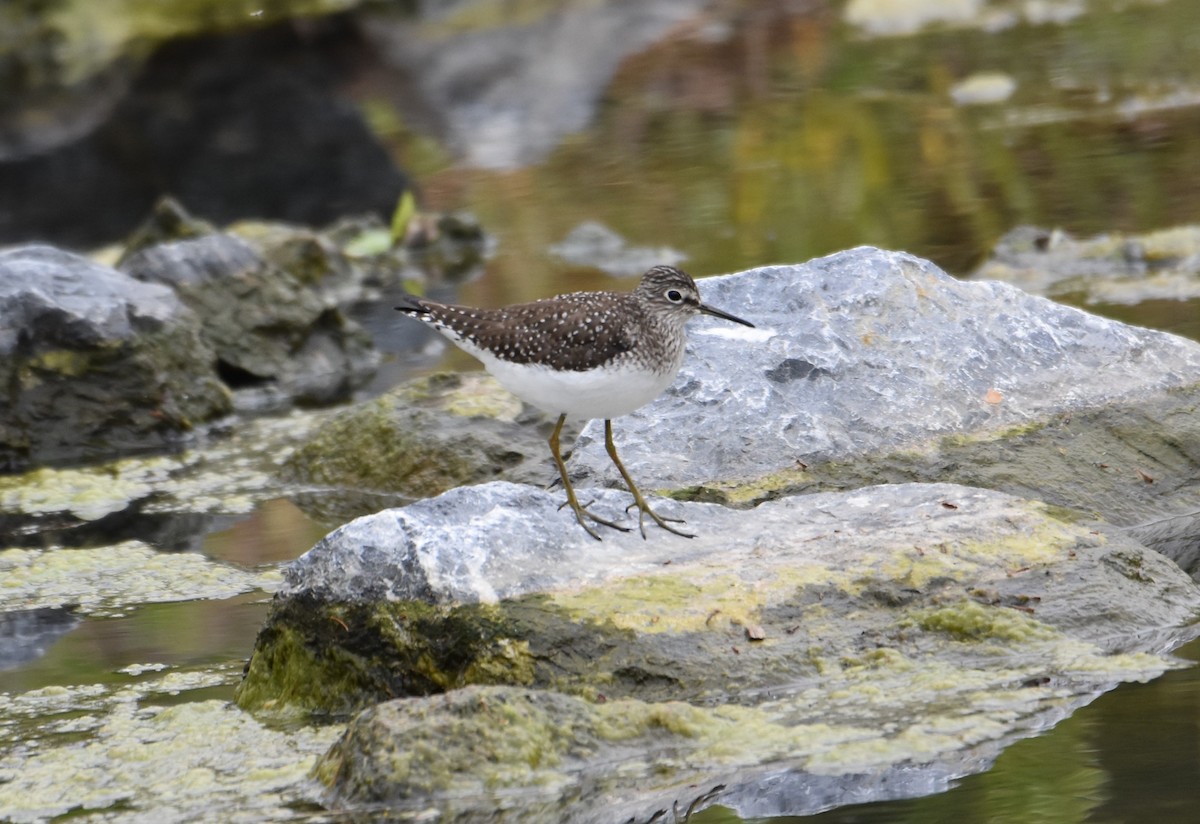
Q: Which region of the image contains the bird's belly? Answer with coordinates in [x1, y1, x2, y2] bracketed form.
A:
[480, 355, 678, 419]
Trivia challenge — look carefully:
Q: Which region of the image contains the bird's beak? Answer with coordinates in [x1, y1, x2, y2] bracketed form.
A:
[698, 302, 755, 328]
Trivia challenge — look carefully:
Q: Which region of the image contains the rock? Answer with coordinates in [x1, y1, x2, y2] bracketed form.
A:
[279, 372, 569, 524]
[572, 247, 1200, 485]
[972, 224, 1200, 305]
[237, 246, 1200, 818]
[241, 481, 1200, 818]
[548, 221, 687, 278]
[563, 248, 1200, 567]
[0, 245, 231, 472]
[120, 230, 378, 409]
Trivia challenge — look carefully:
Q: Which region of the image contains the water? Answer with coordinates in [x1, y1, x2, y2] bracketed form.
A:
[5, 0, 1200, 820]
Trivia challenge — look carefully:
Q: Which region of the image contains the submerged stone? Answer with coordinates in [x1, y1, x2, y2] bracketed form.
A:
[973, 223, 1200, 305]
[0, 676, 340, 823]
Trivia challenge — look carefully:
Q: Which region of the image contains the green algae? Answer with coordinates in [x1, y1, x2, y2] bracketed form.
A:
[407, 372, 524, 421]
[551, 565, 858, 635]
[281, 394, 477, 496]
[0, 457, 177, 522]
[0, 665, 341, 823]
[913, 600, 1061, 643]
[235, 623, 378, 719]
[317, 619, 1187, 810]
[875, 513, 1090, 590]
[236, 598, 545, 717]
[0, 407, 333, 524]
[0, 541, 279, 616]
[279, 372, 536, 504]
[237, 491, 1176, 719]
[21, 348, 100, 379]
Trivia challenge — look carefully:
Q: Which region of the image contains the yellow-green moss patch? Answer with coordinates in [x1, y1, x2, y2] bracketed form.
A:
[912, 600, 1061, 643]
[0, 541, 278, 616]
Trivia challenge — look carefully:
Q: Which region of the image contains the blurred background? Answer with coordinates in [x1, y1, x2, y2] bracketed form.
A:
[5, 0, 1200, 311]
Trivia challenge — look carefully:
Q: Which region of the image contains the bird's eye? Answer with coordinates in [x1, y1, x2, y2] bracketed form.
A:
[665, 289, 683, 302]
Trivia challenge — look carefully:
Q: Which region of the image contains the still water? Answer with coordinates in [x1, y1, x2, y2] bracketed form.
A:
[5, 0, 1200, 821]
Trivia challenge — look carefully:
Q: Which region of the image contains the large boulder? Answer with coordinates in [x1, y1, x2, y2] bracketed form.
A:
[570, 246, 1200, 490]
[565, 247, 1200, 569]
[244, 481, 1200, 820]
[0, 245, 231, 472]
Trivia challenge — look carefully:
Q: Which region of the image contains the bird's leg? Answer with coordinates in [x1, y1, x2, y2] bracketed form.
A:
[549, 413, 630, 540]
[604, 419, 695, 540]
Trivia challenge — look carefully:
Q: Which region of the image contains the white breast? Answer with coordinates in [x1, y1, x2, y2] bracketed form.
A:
[475, 349, 682, 419]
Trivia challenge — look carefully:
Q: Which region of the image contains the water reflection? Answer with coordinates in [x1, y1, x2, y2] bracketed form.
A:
[399, 0, 1200, 311]
[0, 607, 80, 672]
[0, 594, 268, 695]
[0, 498, 324, 685]
[202, 497, 332, 567]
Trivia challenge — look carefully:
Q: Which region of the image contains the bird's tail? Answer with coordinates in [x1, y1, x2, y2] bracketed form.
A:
[394, 293, 431, 315]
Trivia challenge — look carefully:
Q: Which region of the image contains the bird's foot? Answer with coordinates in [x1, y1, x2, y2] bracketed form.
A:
[558, 497, 631, 541]
[625, 499, 696, 540]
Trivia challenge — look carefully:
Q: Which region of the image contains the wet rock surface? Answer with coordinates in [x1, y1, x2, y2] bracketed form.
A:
[0, 245, 231, 472]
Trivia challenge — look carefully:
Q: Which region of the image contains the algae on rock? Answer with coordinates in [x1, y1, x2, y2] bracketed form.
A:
[279, 372, 571, 523]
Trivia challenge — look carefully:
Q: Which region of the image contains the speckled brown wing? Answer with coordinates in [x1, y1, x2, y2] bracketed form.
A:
[397, 292, 640, 372]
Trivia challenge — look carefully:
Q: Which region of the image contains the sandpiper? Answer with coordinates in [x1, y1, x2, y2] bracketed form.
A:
[394, 265, 754, 539]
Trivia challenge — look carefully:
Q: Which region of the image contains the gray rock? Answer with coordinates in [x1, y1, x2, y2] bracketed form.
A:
[972, 224, 1200, 304]
[272, 481, 1200, 820]
[250, 247, 1200, 819]
[548, 221, 687, 278]
[120, 232, 378, 409]
[279, 372, 569, 525]
[568, 246, 1200, 489]
[280, 481, 1198, 642]
[0, 245, 231, 471]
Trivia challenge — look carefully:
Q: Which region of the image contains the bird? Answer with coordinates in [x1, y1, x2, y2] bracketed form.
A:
[394, 265, 755, 540]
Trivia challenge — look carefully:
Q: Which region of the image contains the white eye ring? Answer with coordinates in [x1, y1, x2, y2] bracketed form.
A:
[665, 289, 684, 302]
